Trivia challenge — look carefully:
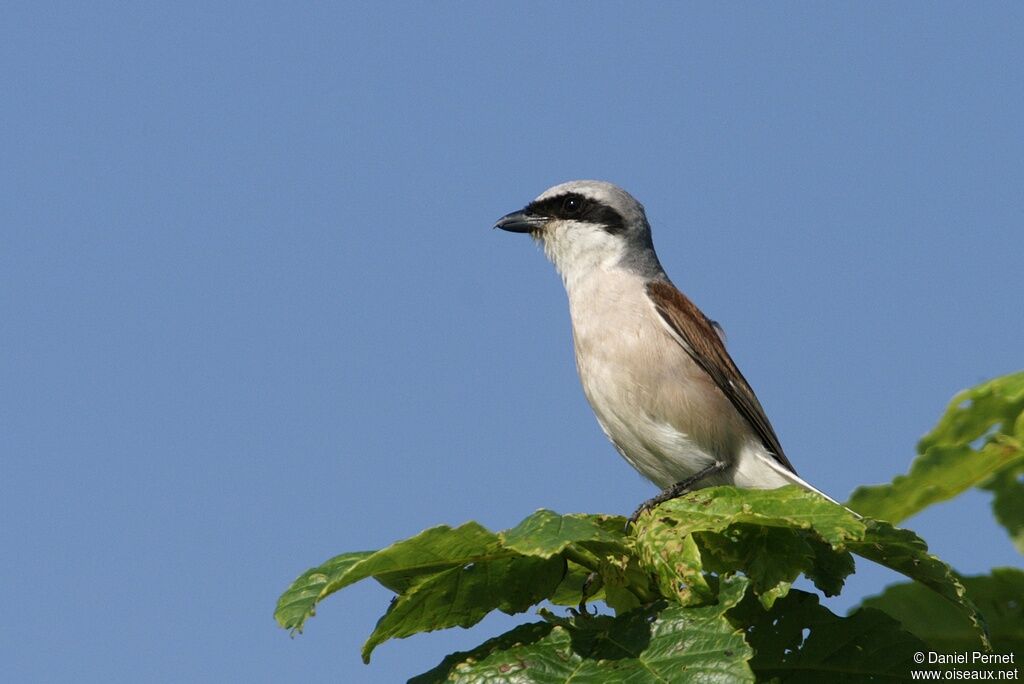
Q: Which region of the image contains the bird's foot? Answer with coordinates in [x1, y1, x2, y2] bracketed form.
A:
[626, 488, 681, 528]
[625, 461, 728, 530]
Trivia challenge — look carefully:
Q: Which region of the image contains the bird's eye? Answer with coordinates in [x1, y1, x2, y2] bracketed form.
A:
[562, 196, 583, 215]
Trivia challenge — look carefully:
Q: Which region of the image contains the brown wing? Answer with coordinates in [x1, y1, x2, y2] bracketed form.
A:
[645, 280, 797, 474]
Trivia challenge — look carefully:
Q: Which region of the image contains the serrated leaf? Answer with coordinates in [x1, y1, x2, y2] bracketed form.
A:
[276, 522, 509, 632]
[641, 485, 865, 544]
[847, 440, 1024, 524]
[859, 568, 1024, 656]
[921, 372, 1024, 448]
[274, 551, 374, 632]
[696, 525, 814, 608]
[845, 519, 990, 649]
[500, 509, 627, 558]
[408, 621, 556, 684]
[982, 462, 1024, 554]
[547, 561, 596, 607]
[601, 582, 643, 615]
[277, 511, 651, 661]
[500, 510, 653, 614]
[848, 371, 1024, 523]
[634, 486, 862, 607]
[412, 575, 755, 684]
[729, 587, 928, 682]
[361, 554, 565, 662]
[803, 535, 856, 597]
[636, 518, 715, 605]
[597, 553, 650, 614]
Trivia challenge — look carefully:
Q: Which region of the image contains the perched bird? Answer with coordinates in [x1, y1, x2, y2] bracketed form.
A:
[494, 180, 835, 521]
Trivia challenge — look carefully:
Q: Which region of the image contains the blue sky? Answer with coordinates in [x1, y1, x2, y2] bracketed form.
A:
[2, 2, 1022, 682]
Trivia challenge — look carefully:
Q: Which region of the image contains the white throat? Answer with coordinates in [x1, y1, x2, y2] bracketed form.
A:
[537, 223, 632, 295]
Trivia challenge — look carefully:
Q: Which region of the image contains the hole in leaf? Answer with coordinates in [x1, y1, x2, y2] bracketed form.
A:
[969, 424, 1001, 449]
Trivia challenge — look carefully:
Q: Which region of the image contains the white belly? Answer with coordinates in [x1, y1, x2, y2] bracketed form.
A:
[566, 271, 791, 491]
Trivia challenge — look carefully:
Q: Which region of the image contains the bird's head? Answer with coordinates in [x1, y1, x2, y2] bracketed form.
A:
[494, 180, 663, 283]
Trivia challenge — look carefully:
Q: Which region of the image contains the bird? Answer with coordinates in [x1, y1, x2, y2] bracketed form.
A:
[494, 180, 836, 522]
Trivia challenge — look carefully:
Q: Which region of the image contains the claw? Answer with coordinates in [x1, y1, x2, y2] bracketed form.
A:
[625, 503, 651, 531]
[627, 461, 728, 531]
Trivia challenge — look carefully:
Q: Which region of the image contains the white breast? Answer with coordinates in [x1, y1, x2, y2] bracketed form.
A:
[563, 267, 790, 491]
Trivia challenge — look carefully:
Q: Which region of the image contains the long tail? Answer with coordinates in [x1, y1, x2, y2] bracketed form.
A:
[757, 451, 845, 508]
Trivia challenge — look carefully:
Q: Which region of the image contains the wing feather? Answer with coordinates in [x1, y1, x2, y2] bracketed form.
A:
[645, 280, 797, 474]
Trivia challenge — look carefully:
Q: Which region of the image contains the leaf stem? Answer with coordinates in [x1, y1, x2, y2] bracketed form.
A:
[562, 545, 656, 604]
[562, 545, 601, 571]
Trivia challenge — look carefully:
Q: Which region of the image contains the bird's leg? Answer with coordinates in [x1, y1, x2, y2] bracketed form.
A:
[627, 460, 728, 526]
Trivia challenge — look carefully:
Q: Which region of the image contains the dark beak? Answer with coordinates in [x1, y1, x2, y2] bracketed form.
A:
[493, 210, 547, 234]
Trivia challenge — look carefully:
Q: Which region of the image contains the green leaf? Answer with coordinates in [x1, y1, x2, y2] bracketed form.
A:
[847, 440, 1024, 524]
[803, 535, 856, 598]
[847, 371, 1024, 523]
[729, 587, 928, 682]
[982, 462, 1024, 554]
[845, 519, 990, 649]
[696, 525, 814, 608]
[596, 552, 652, 614]
[547, 561, 596, 607]
[361, 554, 565, 662]
[500, 509, 654, 613]
[632, 486, 985, 646]
[408, 621, 556, 684]
[639, 485, 866, 545]
[276, 522, 511, 632]
[277, 510, 658, 662]
[637, 517, 716, 605]
[274, 551, 374, 632]
[634, 486, 863, 607]
[921, 372, 1024, 449]
[859, 568, 1024, 657]
[412, 575, 755, 684]
[500, 509, 628, 558]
